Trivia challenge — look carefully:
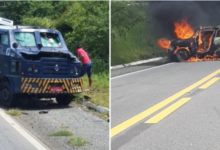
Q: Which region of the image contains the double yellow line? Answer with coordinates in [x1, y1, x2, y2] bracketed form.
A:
[111, 69, 220, 138]
[145, 97, 191, 123]
[146, 77, 220, 124]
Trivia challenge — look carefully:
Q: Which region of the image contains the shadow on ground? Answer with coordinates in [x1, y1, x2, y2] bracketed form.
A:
[0, 97, 72, 111]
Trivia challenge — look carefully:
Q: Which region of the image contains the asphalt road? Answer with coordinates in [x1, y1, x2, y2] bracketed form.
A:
[111, 61, 220, 150]
[0, 113, 40, 150]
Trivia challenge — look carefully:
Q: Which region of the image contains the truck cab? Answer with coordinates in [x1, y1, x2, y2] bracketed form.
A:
[167, 25, 220, 62]
[0, 17, 83, 107]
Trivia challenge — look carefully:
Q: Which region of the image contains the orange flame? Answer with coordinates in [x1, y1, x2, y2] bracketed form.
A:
[185, 54, 220, 62]
[156, 18, 220, 62]
[157, 38, 171, 49]
[174, 19, 194, 39]
[209, 35, 212, 43]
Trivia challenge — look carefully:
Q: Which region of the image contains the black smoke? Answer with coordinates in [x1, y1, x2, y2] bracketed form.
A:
[149, 1, 220, 39]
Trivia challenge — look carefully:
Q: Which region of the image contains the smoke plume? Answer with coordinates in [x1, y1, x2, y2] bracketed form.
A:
[149, 1, 220, 39]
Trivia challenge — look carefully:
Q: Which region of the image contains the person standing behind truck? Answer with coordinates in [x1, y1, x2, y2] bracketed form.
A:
[76, 44, 92, 88]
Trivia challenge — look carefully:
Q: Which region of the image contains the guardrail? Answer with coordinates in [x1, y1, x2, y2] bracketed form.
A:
[111, 57, 164, 69]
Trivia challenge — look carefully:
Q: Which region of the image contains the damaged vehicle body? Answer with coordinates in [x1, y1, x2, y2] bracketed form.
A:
[167, 26, 220, 62]
[0, 17, 83, 107]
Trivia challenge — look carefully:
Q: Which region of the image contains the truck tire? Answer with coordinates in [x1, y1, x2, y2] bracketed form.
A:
[215, 49, 220, 58]
[0, 81, 15, 107]
[176, 49, 190, 62]
[56, 95, 73, 106]
[213, 37, 220, 49]
[168, 53, 177, 62]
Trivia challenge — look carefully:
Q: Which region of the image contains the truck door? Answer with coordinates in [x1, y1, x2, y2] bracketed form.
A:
[0, 32, 10, 76]
[213, 29, 220, 52]
[197, 30, 214, 53]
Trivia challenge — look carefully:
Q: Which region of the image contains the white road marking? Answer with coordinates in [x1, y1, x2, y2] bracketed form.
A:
[0, 108, 48, 150]
[111, 63, 174, 80]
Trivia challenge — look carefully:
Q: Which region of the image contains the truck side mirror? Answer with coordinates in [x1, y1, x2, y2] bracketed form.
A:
[12, 42, 18, 49]
[37, 43, 42, 48]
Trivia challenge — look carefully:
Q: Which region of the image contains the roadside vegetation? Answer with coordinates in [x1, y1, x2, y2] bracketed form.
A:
[50, 129, 87, 147]
[83, 73, 109, 108]
[68, 137, 87, 147]
[111, 1, 165, 66]
[74, 73, 109, 108]
[50, 129, 74, 137]
[6, 109, 21, 116]
[0, 1, 109, 107]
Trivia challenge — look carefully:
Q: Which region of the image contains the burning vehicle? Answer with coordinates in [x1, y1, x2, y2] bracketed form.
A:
[157, 19, 220, 62]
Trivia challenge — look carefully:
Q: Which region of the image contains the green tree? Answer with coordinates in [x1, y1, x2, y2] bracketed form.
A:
[0, 1, 109, 73]
[111, 1, 159, 66]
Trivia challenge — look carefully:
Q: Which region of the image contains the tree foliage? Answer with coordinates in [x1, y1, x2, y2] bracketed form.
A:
[0, 1, 109, 73]
[111, 1, 161, 66]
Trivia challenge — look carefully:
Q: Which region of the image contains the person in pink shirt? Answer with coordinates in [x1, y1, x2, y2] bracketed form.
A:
[76, 44, 92, 87]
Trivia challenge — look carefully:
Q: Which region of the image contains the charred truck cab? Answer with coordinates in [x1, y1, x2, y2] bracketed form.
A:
[168, 25, 220, 62]
[0, 17, 83, 107]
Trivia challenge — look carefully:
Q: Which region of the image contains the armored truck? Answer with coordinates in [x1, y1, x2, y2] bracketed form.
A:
[0, 17, 83, 107]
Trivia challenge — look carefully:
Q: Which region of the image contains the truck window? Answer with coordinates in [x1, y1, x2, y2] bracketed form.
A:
[40, 32, 62, 48]
[14, 32, 36, 47]
[199, 30, 213, 52]
[0, 34, 9, 45]
[216, 30, 220, 37]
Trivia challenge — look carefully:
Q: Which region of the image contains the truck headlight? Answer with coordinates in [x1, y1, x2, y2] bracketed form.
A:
[27, 67, 32, 72]
[34, 68, 39, 73]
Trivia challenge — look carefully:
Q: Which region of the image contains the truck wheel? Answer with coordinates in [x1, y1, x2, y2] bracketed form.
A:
[176, 49, 189, 62]
[56, 95, 73, 106]
[168, 53, 177, 62]
[0, 81, 15, 107]
[214, 50, 220, 58]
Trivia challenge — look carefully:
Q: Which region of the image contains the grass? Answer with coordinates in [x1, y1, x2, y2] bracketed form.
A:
[111, 30, 160, 66]
[6, 109, 21, 117]
[98, 111, 109, 120]
[111, 6, 167, 66]
[81, 72, 109, 108]
[50, 129, 74, 136]
[68, 137, 87, 147]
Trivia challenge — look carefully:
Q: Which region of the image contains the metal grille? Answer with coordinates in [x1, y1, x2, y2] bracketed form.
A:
[21, 78, 83, 94]
[42, 58, 69, 76]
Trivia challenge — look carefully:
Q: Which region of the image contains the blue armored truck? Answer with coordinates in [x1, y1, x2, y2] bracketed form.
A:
[0, 17, 83, 107]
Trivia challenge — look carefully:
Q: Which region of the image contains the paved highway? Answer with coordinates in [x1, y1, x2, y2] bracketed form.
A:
[0, 108, 48, 150]
[111, 61, 220, 150]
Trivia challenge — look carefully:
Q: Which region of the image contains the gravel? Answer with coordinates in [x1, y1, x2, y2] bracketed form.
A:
[13, 99, 109, 150]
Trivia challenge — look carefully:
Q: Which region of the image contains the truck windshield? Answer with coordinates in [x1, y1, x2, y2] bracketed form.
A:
[14, 32, 36, 46]
[40, 32, 62, 48]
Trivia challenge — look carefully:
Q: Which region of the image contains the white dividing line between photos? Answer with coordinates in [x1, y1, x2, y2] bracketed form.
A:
[111, 63, 174, 80]
[0, 108, 48, 150]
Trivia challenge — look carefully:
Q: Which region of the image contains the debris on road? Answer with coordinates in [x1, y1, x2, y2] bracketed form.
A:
[84, 95, 91, 100]
[21, 112, 29, 115]
[39, 110, 49, 114]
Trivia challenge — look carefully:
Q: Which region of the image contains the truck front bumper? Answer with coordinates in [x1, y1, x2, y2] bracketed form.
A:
[21, 78, 83, 94]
